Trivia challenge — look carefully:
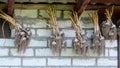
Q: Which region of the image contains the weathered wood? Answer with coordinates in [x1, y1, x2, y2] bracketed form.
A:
[0, 0, 76, 3]
[0, 4, 7, 9]
[76, 0, 91, 15]
[87, 5, 120, 10]
[0, 4, 120, 10]
[7, 0, 14, 16]
[15, 4, 74, 10]
[91, 0, 120, 4]
[15, 0, 76, 3]
[74, 0, 83, 12]
[1, 0, 119, 4]
[0, 4, 74, 10]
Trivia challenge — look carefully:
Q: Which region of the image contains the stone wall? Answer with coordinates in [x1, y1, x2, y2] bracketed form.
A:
[0, 9, 117, 68]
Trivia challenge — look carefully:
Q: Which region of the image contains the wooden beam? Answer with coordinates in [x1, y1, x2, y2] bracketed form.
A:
[0, 4, 120, 10]
[74, 0, 83, 11]
[14, 0, 76, 3]
[0, 4, 74, 10]
[1, 0, 120, 4]
[87, 5, 120, 10]
[91, 0, 120, 4]
[0, 4, 7, 9]
[76, 0, 91, 15]
[16, 4, 74, 10]
[7, 0, 14, 17]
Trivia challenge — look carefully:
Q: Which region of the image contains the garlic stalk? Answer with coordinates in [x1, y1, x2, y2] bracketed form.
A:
[47, 6, 67, 55]
[0, 10, 32, 53]
[71, 11, 87, 56]
[101, 6, 117, 39]
[90, 11, 105, 55]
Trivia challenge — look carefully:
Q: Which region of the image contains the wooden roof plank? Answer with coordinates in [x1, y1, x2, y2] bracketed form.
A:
[1, 0, 120, 4]
[76, 0, 91, 15]
[7, 0, 14, 16]
[0, 4, 73, 10]
[14, 4, 74, 10]
[14, 0, 76, 3]
[0, 4, 120, 10]
[91, 0, 120, 4]
[87, 5, 120, 10]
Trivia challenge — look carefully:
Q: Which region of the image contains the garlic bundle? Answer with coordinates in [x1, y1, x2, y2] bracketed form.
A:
[0, 10, 32, 53]
[70, 12, 87, 55]
[101, 6, 117, 39]
[50, 29, 66, 54]
[91, 11, 105, 55]
[14, 24, 32, 53]
[47, 7, 67, 54]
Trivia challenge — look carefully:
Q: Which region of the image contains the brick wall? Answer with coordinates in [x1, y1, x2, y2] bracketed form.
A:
[0, 9, 117, 68]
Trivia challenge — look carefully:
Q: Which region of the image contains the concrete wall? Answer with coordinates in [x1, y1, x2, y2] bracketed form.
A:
[0, 9, 117, 68]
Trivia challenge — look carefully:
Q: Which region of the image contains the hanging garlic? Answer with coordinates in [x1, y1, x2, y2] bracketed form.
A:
[51, 40, 57, 54]
[47, 6, 67, 54]
[0, 10, 32, 53]
[90, 11, 105, 55]
[101, 6, 117, 39]
[14, 27, 32, 53]
[70, 11, 88, 55]
[109, 24, 117, 39]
